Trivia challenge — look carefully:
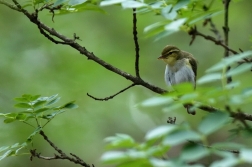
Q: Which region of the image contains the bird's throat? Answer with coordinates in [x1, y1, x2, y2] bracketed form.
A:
[163, 56, 177, 66]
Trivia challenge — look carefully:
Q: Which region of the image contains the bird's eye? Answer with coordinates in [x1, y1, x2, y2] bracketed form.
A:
[167, 52, 173, 56]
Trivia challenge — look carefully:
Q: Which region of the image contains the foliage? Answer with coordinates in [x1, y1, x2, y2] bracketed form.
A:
[0, 94, 78, 161]
[101, 50, 252, 167]
[1, 0, 252, 167]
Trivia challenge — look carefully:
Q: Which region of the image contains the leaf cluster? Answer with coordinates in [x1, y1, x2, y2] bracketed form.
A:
[0, 94, 78, 161]
[101, 114, 252, 167]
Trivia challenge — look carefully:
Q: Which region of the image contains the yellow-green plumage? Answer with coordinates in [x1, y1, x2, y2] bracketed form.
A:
[158, 45, 197, 115]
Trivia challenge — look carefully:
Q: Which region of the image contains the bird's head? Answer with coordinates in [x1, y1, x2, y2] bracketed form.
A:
[158, 45, 181, 66]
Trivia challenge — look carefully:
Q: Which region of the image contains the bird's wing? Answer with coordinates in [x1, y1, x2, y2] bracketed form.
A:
[182, 51, 197, 78]
[189, 58, 197, 79]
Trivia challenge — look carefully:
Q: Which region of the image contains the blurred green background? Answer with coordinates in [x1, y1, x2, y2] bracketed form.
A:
[0, 0, 252, 166]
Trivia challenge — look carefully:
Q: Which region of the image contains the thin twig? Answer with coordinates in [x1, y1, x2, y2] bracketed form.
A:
[87, 83, 136, 101]
[204, 18, 222, 41]
[39, 131, 65, 155]
[189, 26, 238, 54]
[133, 8, 141, 78]
[0, 0, 21, 11]
[223, 0, 232, 84]
[38, 131, 92, 167]
[188, 140, 240, 154]
[203, 4, 222, 41]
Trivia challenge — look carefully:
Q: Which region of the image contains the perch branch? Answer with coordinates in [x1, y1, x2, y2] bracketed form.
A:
[87, 83, 136, 101]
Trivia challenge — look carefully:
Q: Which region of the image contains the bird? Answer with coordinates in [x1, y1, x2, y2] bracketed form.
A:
[158, 45, 197, 115]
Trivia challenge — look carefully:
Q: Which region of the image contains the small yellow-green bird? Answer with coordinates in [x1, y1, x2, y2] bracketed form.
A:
[158, 45, 197, 115]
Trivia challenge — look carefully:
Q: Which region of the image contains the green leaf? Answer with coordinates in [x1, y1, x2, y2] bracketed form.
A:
[173, 82, 195, 95]
[146, 145, 170, 157]
[188, 10, 223, 25]
[144, 21, 167, 33]
[14, 103, 31, 109]
[100, 0, 126, 6]
[0, 146, 9, 153]
[210, 156, 239, 167]
[33, 100, 47, 108]
[207, 51, 252, 72]
[40, 110, 65, 120]
[162, 102, 182, 113]
[30, 95, 41, 101]
[4, 113, 18, 118]
[163, 130, 201, 146]
[145, 125, 177, 141]
[164, 18, 187, 32]
[14, 97, 29, 102]
[198, 112, 229, 135]
[53, 0, 68, 7]
[149, 158, 173, 167]
[180, 143, 209, 161]
[21, 94, 32, 100]
[212, 142, 245, 150]
[173, 0, 190, 11]
[101, 151, 128, 164]
[224, 81, 240, 90]
[0, 150, 15, 161]
[26, 127, 42, 143]
[4, 118, 16, 123]
[180, 92, 198, 102]
[121, 1, 147, 8]
[46, 97, 61, 106]
[34, 0, 45, 5]
[240, 149, 252, 163]
[60, 101, 78, 109]
[16, 113, 27, 121]
[197, 73, 222, 84]
[34, 107, 50, 113]
[68, 0, 87, 6]
[161, 5, 177, 20]
[226, 64, 252, 77]
[141, 96, 173, 107]
[105, 134, 136, 149]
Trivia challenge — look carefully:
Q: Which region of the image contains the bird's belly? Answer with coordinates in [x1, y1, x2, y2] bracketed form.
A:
[165, 65, 195, 86]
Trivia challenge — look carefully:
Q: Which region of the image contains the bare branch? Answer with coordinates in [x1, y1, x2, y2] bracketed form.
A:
[87, 83, 136, 101]
[0, 0, 21, 11]
[189, 26, 238, 54]
[133, 8, 140, 78]
[199, 105, 252, 122]
[38, 131, 92, 167]
[188, 140, 240, 154]
[204, 18, 223, 41]
[223, 0, 232, 84]
[203, 5, 222, 41]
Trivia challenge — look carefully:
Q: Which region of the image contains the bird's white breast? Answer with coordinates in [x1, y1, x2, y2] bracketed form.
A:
[164, 58, 195, 87]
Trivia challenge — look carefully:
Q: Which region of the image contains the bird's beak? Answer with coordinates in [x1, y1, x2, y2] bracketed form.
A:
[158, 55, 164, 60]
